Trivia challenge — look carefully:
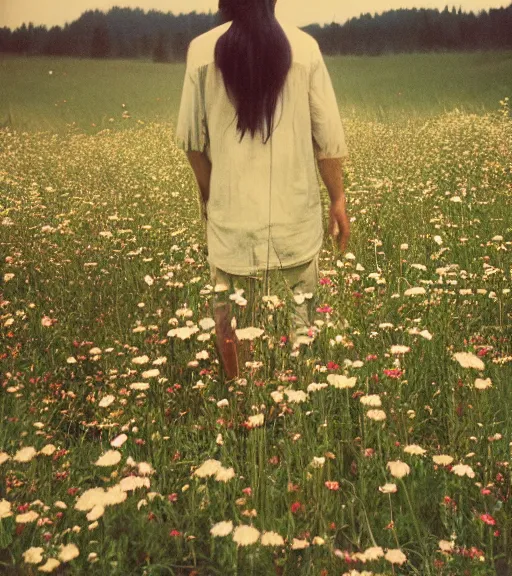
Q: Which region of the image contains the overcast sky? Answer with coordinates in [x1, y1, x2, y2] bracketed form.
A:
[1, 0, 509, 29]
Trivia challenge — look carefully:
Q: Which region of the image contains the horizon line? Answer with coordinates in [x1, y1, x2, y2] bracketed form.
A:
[3, 3, 508, 32]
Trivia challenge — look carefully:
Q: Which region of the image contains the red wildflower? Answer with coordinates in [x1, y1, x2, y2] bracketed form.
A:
[316, 305, 333, 314]
[443, 496, 457, 510]
[169, 529, 181, 537]
[290, 501, 301, 514]
[470, 547, 484, 559]
[325, 481, 340, 491]
[327, 361, 339, 370]
[334, 549, 355, 563]
[479, 513, 496, 526]
[476, 347, 491, 357]
[383, 368, 404, 379]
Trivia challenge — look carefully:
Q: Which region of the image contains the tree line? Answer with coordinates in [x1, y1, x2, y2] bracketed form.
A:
[1, 4, 511, 61]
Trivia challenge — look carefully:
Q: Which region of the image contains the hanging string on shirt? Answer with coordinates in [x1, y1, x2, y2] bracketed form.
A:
[265, 131, 285, 297]
[264, 134, 272, 296]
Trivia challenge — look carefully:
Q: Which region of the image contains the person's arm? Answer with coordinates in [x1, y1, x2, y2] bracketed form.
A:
[317, 157, 350, 253]
[186, 151, 212, 219]
[309, 40, 350, 253]
[175, 41, 211, 221]
[317, 157, 345, 206]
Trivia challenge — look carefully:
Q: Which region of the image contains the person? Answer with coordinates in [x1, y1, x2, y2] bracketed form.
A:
[175, 0, 350, 381]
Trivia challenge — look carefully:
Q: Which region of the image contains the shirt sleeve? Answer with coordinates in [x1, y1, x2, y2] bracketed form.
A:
[175, 45, 209, 154]
[309, 41, 349, 160]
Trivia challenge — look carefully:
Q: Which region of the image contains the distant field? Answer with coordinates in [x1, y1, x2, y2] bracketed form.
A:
[1, 51, 511, 133]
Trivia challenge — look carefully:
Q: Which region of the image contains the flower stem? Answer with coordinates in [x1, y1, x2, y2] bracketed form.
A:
[400, 478, 433, 576]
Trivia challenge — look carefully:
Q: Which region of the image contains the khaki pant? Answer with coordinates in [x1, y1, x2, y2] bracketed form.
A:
[209, 253, 319, 337]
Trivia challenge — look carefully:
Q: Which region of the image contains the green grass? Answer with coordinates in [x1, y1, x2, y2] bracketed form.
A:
[0, 53, 511, 575]
[1, 51, 511, 133]
[329, 51, 512, 120]
[0, 56, 185, 134]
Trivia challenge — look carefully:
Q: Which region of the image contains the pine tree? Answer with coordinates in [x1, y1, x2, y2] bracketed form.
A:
[91, 23, 110, 58]
[152, 31, 170, 62]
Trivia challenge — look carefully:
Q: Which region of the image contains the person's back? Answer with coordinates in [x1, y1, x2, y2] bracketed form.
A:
[176, 0, 350, 380]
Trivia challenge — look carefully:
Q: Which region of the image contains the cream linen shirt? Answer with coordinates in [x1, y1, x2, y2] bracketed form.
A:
[175, 17, 348, 275]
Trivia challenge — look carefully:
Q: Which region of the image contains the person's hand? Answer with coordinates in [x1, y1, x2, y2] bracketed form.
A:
[329, 201, 350, 253]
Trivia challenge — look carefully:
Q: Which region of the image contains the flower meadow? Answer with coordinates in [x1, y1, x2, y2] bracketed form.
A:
[1, 93, 512, 576]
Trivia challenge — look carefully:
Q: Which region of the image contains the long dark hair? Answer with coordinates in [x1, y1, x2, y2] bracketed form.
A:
[215, 0, 292, 144]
